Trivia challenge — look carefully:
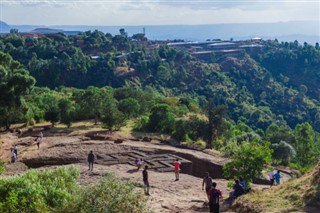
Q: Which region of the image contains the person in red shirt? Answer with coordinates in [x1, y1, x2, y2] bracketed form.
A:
[173, 159, 181, 181]
[207, 182, 222, 213]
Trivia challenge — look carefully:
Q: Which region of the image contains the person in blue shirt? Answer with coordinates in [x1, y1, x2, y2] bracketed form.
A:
[239, 177, 246, 190]
[274, 170, 281, 185]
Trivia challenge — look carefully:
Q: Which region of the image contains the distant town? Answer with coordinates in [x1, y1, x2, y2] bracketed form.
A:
[4, 27, 265, 62]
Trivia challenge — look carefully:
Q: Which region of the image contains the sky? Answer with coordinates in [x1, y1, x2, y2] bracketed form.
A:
[0, 0, 319, 26]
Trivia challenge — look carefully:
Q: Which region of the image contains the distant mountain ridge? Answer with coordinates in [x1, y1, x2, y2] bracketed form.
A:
[2, 20, 320, 44]
[0, 20, 10, 33]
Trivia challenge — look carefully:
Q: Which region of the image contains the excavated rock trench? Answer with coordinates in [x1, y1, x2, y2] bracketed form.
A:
[19, 134, 288, 183]
[20, 138, 225, 179]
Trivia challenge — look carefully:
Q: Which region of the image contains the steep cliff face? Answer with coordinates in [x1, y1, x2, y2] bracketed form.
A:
[233, 163, 320, 213]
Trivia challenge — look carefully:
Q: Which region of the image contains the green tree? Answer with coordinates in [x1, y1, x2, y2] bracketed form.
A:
[101, 107, 127, 131]
[223, 141, 272, 183]
[266, 124, 295, 145]
[146, 104, 176, 134]
[156, 65, 171, 81]
[207, 103, 227, 149]
[100, 89, 127, 131]
[9, 29, 19, 34]
[59, 99, 76, 128]
[294, 122, 317, 168]
[43, 94, 61, 127]
[271, 141, 296, 165]
[118, 98, 140, 118]
[0, 52, 35, 130]
[79, 86, 107, 124]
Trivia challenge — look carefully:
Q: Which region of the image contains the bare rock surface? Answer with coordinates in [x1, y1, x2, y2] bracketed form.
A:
[0, 127, 291, 213]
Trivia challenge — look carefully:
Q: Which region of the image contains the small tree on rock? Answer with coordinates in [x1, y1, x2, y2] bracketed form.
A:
[223, 141, 272, 183]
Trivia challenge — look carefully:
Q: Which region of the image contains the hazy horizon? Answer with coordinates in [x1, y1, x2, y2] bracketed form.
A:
[1, 1, 319, 44]
[2, 21, 316, 44]
[1, 0, 319, 26]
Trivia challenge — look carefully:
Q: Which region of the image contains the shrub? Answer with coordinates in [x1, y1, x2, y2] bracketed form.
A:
[271, 141, 296, 166]
[0, 166, 79, 213]
[146, 104, 176, 134]
[223, 141, 272, 183]
[194, 139, 206, 149]
[61, 174, 147, 213]
[133, 115, 149, 131]
[0, 167, 148, 213]
[118, 98, 141, 118]
[220, 139, 240, 157]
[101, 108, 127, 131]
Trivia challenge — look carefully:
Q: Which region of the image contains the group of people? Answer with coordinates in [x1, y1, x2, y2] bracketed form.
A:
[203, 170, 281, 212]
[202, 172, 224, 213]
[86, 151, 283, 213]
[141, 159, 181, 196]
[87, 152, 183, 195]
[9, 131, 43, 164]
[269, 170, 281, 186]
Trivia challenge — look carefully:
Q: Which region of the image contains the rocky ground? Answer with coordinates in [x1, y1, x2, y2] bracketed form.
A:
[0, 123, 290, 213]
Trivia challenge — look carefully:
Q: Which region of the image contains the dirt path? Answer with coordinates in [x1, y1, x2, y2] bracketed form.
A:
[75, 163, 234, 213]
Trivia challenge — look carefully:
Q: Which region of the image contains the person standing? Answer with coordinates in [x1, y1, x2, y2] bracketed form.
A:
[202, 172, 213, 201]
[35, 131, 43, 149]
[11, 148, 16, 163]
[13, 144, 18, 158]
[87, 150, 95, 171]
[274, 170, 281, 185]
[39, 132, 43, 139]
[143, 165, 150, 195]
[269, 170, 275, 186]
[136, 158, 144, 171]
[36, 136, 42, 149]
[208, 182, 222, 213]
[173, 159, 181, 181]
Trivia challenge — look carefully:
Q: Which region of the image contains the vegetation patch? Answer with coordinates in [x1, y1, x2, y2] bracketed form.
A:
[0, 167, 147, 213]
[233, 163, 320, 213]
[61, 174, 147, 213]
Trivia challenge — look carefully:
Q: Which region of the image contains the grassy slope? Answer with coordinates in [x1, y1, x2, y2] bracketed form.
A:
[233, 163, 320, 213]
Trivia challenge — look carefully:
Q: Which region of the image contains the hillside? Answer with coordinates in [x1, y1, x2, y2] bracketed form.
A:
[0, 30, 319, 177]
[233, 163, 320, 212]
[0, 32, 319, 132]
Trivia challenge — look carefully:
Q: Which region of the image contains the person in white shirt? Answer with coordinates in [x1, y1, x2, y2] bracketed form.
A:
[269, 170, 275, 186]
[35, 132, 43, 149]
[11, 149, 16, 163]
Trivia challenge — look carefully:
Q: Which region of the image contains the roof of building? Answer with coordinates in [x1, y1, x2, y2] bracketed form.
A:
[30, 28, 64, 35]
[208, 42, 236, 46]
[239, 44, 264, 48]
